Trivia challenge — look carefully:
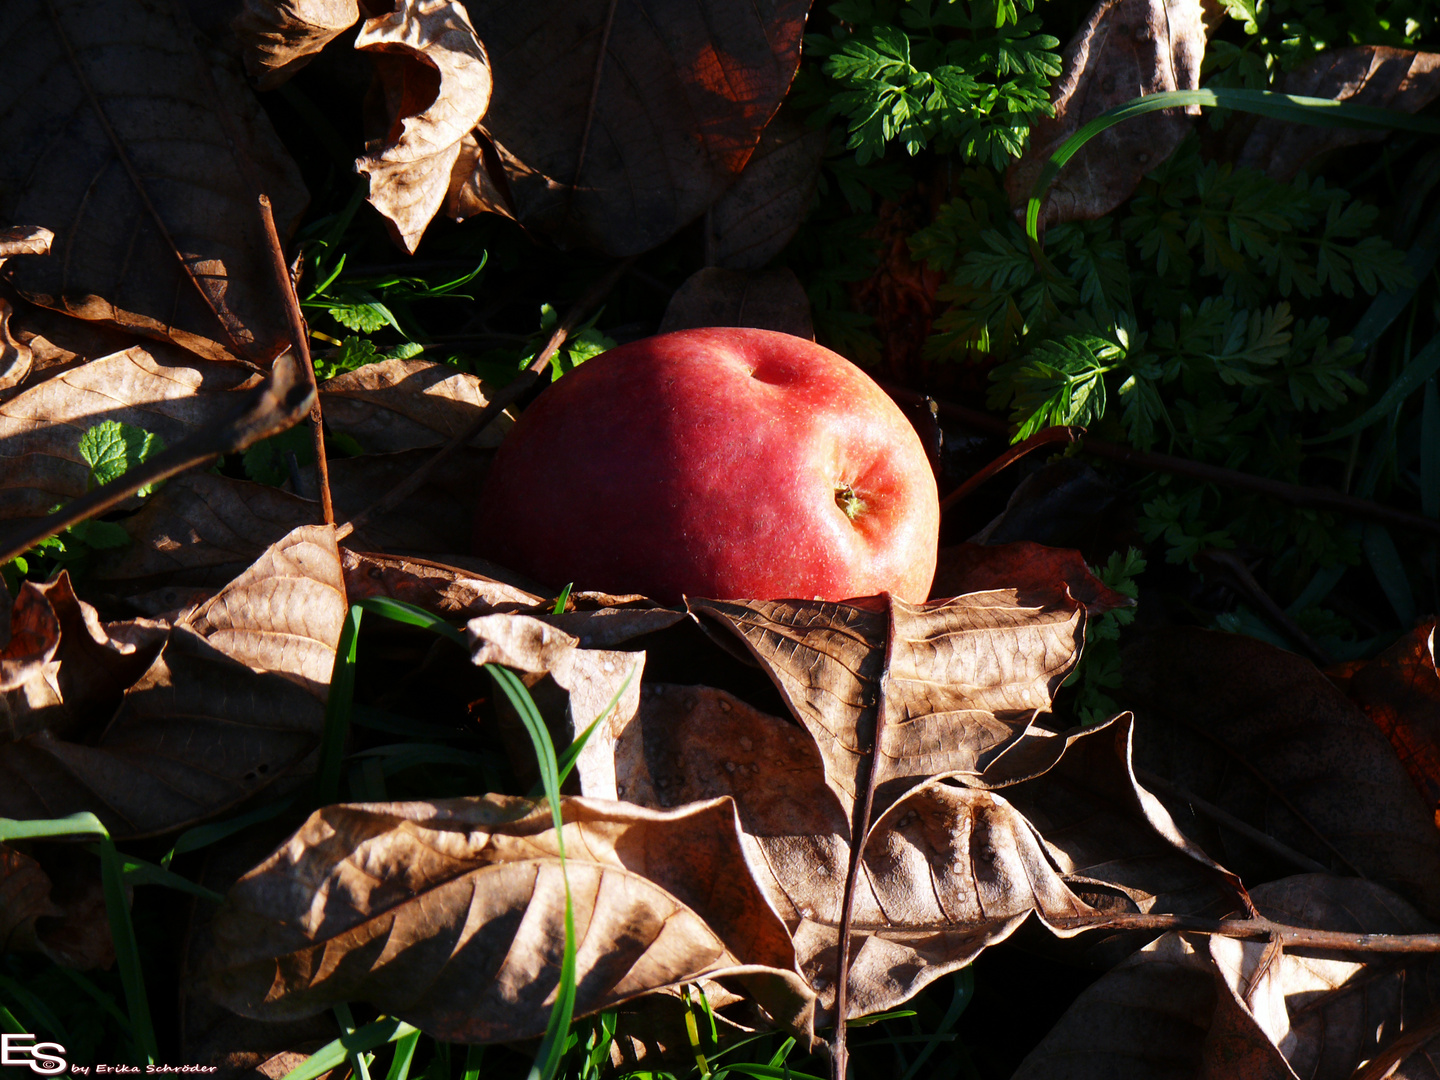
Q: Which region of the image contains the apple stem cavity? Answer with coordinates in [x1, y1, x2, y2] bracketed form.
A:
[835, 483, 868, 521]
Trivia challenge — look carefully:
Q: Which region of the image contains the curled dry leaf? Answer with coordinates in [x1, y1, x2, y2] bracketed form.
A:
[691, 591, 1085, 817]
[1123, 627, 1440, 919]
[658, 267, 814, 340]
[0, 344, 256, 520]
[0, 843, 62, 955]
[319, 356, 512, 453]
[0, 0, 307, 362]
[705, 105, 827, 271]
[1239, 46, 1440, 182]
[0, 227, 53, 266]
[1339, 621, 1440, 819]
[203, 795, 816, 1043]
[1014, 874, 1440, 1080]
[0, 299, 31, 394]
[235, 0, 361, 89]
[342, 549, 541, 621]
[355, 0, 492, 253]
[10, 845, 117, 971]
[0, 527, 340, 838]
[464, 0, 810, 255]
[0, 293, 148, 403]
[1004, 0, 1206, 227]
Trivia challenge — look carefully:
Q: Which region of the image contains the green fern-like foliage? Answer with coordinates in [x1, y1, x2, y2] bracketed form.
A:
[912, 137, 1412, 571]
[805, 0, 1061, 167]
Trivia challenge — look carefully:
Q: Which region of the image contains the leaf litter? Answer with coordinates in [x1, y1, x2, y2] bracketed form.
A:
[2, 0, 1440, 1075]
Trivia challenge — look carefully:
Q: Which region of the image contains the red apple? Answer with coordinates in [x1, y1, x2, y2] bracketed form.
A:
[475, 327, 940, 603]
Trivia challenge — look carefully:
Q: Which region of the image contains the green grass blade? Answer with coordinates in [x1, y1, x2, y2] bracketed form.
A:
[1423, 378, 1439, 519]
[356, 597, 468, 647]
[0, 1002, 25, 1035]
[899, 968, 973, 1080]
[1027, 88, 1440, 241]
[552, 583, 574, 615]
[543, 665, 637, 796]
[0, 973, 69, 1041]
[384, 1030, 422, 1080]
[0, 814, 156, 1063]
[317, 604, 364, 805]
[335, 1004, 374, 1080]
[486, 665, 577, 1080]
[102, 847, 225, 904]
[162, 796, 296, 867]
[54, 966, 134, 1036]
[460, 1044, 485, 1080]
[1309, 333, 1440, 443]
[279, 1017, 418, 1080]
[716, 1065, 828, 1080]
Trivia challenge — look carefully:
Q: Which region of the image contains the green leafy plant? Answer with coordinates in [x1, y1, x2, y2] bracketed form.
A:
[1063, 549, 1145, 724]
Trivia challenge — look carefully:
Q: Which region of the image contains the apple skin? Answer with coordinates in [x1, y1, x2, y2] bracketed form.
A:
[475, 327, 940, 604]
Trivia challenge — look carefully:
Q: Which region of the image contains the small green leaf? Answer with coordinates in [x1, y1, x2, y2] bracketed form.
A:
[77, 420, 166, 494]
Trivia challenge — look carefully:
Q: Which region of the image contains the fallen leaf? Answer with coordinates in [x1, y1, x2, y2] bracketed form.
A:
[0, 579, 60, 690]
[931, 540, 1131, 613]
[1340, 621, 1440, 818]
[355, 0, 492, 252]
[658, 267, 814, 339]
[1239, 47, 1440, 182]
[0, 0, 308, 362]
[0, 345, 257, 520]
[1123, 627, 1440, 918]
[0, 227, 53, 266]
[0, 528, 339, 837]
[705, 105, 827, 271]
[1004, 0, 1207, 227]
[1015, 874, 1440, 1079]
[319, 356, 512, 453]
[235, 0, 360, 89]
[0, 292, 149, 403]
[182, 524, 347, 700]
[0, 231, 52, 394]
[0, 843, 62, 955]
[203, 795, 816, 1042]
[18, 844, 117, 971]
[325, 446, 493, 553]
[464, 0, 810, 255]
[342, 549, 541, 620]
[691, 592, 1085, 816]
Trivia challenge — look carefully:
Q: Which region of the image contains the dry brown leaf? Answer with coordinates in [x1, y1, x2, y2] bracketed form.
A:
[0, 0, 307, 362]
[1004, 0, 1206, 227]
[0, 843, 61, 955]
[1339, 621, 1440, 820]
[706, 105, 827, 271]
[0, 579, 60, 691]
[930, 541, 1131, 613]
[203, 795, 815, 1042]
[342, 549, 541, 620]
[183, 524, 346, 700]
[235, 0, 361, 89]
[326, 446, 492, 553]
[0, 345, 257, 520]
[356, 0, 492, 252]
[692, 592, 1084, 817]
[0, 293, 148, 403]
[658, 267, 814, 340]
[1124, 628, 1440, 919]
[0, 529, 338, 837]
[16, 845, 117, 971]
[0, 227, 53, 266]
[1239, 47, 1440, 181]
[580, 683, 1098, 1020]
[0, 299, 32, 395]
[1015, 875, 1440, 1079]
[463, 0, 810, 255]
[319, 356, 512, 453]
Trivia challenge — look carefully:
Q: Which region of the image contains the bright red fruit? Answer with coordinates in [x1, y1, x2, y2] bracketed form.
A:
[475, 327, 940, 604]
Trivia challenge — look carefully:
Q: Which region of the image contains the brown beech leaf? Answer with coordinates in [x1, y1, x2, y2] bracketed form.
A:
[579, 683, 1096, 1020]
[355, 0, 492, 253]
[235, 0, 361, 89]
[0, 231, 53, 394]
[1239, 47, 1440, 182]
[0, 579, 60, 690]
[203, 795, 816, 1042]
[1341, 622, 1440, 819]
[0, 844, 61, 955]
[0, 293, 147, 403]
[0, 0, 307, 363]
[18, 845, 118, 971]
[182, 524, 346, 700]
[0, 529, 337, 838]
[0, 345, 257, 520]
[691, 592, 1084, 817]
[930, 541, 1131, 614]
[319, 356, 513, 453]
[1015, 874, 1440, 1079]
[342, 549, 541, 620]
[463, 0, 810, 255]
[658, 267, 814, 340]
[1004, 0, 1206, 227]
[0, 227, 53, 265]
[705, 105, 827, 271]
[1123, 628, 1440, 919]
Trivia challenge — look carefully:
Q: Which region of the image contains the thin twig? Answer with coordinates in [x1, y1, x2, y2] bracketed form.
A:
[259, 194, 333, 525]
[832, 603, 898, 1080]
[1049, 911, 1440, 952]
[938, 425, 1078, 513]
[0, 354, 315, 566]
[564, 0, 620, 230]
[336, 258, 635, 543]
[1135, 768, 1329, 874]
